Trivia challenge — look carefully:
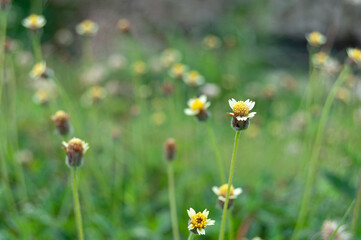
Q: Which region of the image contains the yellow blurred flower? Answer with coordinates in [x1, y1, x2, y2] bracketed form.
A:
[183, 70, 205, 86]
[22, 14, 46, 30]
[203, 35, 221, 50]
[33, 89, 49, 105]
[132, 61, 147, 75]
[117, 18, 131, 33]
[169, 63, 187, 79]
[305, 31, 326, 47]
[347, 48, 361, 65]
[160, 49, 182, 68]
[30, 62, 47, 79]
[76, 20, 99, 36]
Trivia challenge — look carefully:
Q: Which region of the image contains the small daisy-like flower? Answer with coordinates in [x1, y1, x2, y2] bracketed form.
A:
[51, 110, 71, 136]
[227, 98, 256, 131]
[183, 70, 205, 87]
[62, 138, 89, 168]
[305, 31, 326, 47]
[132, 61, 147, 75]
[212, 184, 242, 209]
[90, 85, 107, 103]
[203, 35, 221, 50]
[347, 48, 361, 65]
[33, 89, 49, 105]
[30, 62, 48, 79]
[184, 95, 211, 121]
[169, 63, 187, 79]
[187, 208, 215, 235]
[76, 20, 99, 36]
[22, 14, 46, 30]
[312, 52, 329, 68]
[321, 220, 351, 240]
[117, 18, 131, 33]
[160, 49, 182, 68]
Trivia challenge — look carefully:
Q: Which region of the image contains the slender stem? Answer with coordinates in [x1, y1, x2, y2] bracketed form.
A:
[219, 131, 241, 240]
[72, 168, 84, 240]
[167, 163, 180, 240]
[0, 8, 7, 107]
[187, 232, 195, 240]
[329, 200, 355, 240]
[206, 122, 226, 183]
[351, 175, 361, 234]
[82, 37, 93, 66]
[31, 32, 43, 62]
[292, 65, 351, 239]
[228, 213, 233, 240]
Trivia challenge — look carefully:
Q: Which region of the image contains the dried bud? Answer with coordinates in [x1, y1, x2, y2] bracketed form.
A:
[62, 138, 89, 168]
[164, 138, 176, 162]
[231, 117, 250, 131]
[117, 18, 131, 33]
[51, 110, 71, 136]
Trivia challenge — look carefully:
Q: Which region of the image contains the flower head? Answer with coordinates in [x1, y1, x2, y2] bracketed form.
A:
[169, 63, 187, 79]
[132, 61, 147, 75]
[51, 110, 71, 136]
[160, 49, 182, 68]
[117, 18, 131, 33]
[76, 20, 99, 36]
[62, 138, 89, 168]
[185, 95, 211, 121]
[227, 98, 256, 131]
[187, 208, 215, 235]
[164, 138, 176, 161]
[321, 220, 351, 240]
[306, 31, 326, 47]
[183, 70, 205, 87]
[347, 48, 361, 65]
[312, 52, 329, 68]
[22, 14, 46, 30]
[212, 184, 242, 209]
[203, 35, 221, 50]
[33, 89, 49, 105]
[30, 62, 48, 79]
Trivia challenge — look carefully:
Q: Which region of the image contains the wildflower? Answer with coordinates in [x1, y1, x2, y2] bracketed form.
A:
[336, 87, 350, 103]
[251, 237, 262, 240]
[0, 0, 11, 10]
[76, 20, 99, 36]
[203, 35, 221, 50]
[160, 49, 182, 68]
[184, 95, 211, 121]
[117, 18, 131, 33]
[212, 184, 242, 209]
[347, 48, 361, 65]
[183, 70, 205, 87]
[80, 64, 105, 85]
[187, 208, 215, 235]
[51, 110, 71, 136]
[132, 61, 147, 75]
[227, 98, 256, 131]
[22, 14, 46, 30]
[30, 62, 49, 79]
[62, 138, 89, 168]
[164, 138, 176, 161]
[321, 220, 351, 240]
[33, 89, 49, 105]
[312, 52, 329, 68]
[305, 31, 326, 47]
[90, 85, 107, 103]
[169, 63, 187, 79]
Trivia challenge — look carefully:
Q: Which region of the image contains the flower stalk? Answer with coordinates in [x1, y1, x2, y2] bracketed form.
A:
[292, 64, 351, 239]
[351, 175, 361, 235]
[167, 163, 180, 240]
[219, 130, 240, 240]
[72, 168, 84, 240]
[187, 232, 195, 240]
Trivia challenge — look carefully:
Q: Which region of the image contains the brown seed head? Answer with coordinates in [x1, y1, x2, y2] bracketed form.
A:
[164, 138, 176, 162]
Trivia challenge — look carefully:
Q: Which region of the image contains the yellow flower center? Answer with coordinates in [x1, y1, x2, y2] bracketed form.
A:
[232, 101, 249, 116]
[314, 52, 328, 65]
[91, 86, 104, 99]
[310, 33, 321, 44]
[352, 49, 361, 60]
[172, 64, 185, 76]
[190, 98, 205, 111]
[188, 71, 199, 83]
[190, 212, 208, 229]
[67, 138, 84, 152]
[36, 89, 48, 101]
[82, 21, 95, 33]
[33, 63, 45, 76]
[218, 184, 234, 197]
[29, 15, 39, 25]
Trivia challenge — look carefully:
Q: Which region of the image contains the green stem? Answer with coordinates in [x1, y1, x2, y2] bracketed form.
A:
[329, 200, 355, 240]
[187, 232, 195, 240]
[82, 37, 93, 66]
[31, 32, 43, 62]
[72, 169, 84, 240]
[351, 175, 361, 234]
[219, 131, 241, 240]
[206, 122, 226, 183]
[167, 163, 180, 240]
[292, 65, 351, 240]
[0, 8, 7, 107]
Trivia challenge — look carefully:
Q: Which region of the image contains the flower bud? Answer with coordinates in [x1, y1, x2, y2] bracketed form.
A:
[231, 117, 250, 131]
[51, 110, 71, 136]
[62, 138, 89, 168]
[117, 18, 131, 33]
[164, 138, 176, 162]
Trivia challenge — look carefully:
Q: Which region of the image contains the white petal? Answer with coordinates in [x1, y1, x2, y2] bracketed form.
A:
[202, 209, 209, 218]
[207, 219, 216, 226]
[197, 228, 206, 235]
[236, 116, 248, 121]
[199, 95, 207, 103]
[228, 98, 237, 108]
[62, 141, 68, 148]
[234, 188, 243, 196]
[188, 224, 194, 230]
[184, 109, 197, 116]
[248, 112, 256, 118]
[187, 208, 196, 218]
[248, 101, 255, 110]
[204, 102, 211, 109]
[187, 98, 195, 107]
[212, 186, 220, 195]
